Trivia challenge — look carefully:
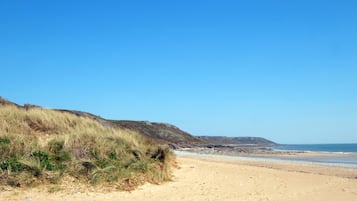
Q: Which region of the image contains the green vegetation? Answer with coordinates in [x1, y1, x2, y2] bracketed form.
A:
[0, 105, 174, 189]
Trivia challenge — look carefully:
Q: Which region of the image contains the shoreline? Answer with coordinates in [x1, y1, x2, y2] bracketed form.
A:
[175, 147, 357, 169]
[272, 148, 357, 155]
[175, 152, 357, 179]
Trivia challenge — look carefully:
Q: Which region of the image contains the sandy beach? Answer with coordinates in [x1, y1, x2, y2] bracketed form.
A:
[1, 155, 357, 201]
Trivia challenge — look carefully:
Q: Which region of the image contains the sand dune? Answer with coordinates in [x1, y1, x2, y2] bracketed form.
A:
[1, 155, 357, 201]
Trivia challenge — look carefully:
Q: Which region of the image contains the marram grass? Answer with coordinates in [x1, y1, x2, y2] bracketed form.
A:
[0, 105, 174, 189]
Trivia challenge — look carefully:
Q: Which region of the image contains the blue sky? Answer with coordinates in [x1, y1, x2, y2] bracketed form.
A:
[1, 0, 356, 144]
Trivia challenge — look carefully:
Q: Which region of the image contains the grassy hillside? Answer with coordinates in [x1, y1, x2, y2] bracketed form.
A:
[53, 109, 206, 147]
[0, 100, 173, 189]
[111, 120, 205, 146]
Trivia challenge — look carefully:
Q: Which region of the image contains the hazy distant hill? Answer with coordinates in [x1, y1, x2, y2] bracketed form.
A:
[197, 136, 277, 146]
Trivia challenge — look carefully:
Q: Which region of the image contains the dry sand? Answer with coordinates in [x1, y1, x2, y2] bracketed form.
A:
[1, 155, 357, 201]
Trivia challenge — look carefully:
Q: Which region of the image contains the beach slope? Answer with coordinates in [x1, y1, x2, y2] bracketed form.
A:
[1, 155, 357, 201]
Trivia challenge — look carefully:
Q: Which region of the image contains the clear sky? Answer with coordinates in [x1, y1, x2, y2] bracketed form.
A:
[1, 0, 356, 144]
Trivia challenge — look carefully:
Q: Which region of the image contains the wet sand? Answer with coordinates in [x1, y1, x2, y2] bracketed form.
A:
[1, 155, 357, 201]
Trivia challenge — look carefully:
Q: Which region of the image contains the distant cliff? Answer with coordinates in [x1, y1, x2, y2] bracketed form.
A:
[197, 136, 277, 146]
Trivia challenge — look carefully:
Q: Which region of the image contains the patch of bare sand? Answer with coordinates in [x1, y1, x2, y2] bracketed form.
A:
[1, 155, 357, 201]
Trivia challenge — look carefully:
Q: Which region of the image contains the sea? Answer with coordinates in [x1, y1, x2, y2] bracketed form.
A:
[274, 143, 357, 154]
[272, 143, 357, 168]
